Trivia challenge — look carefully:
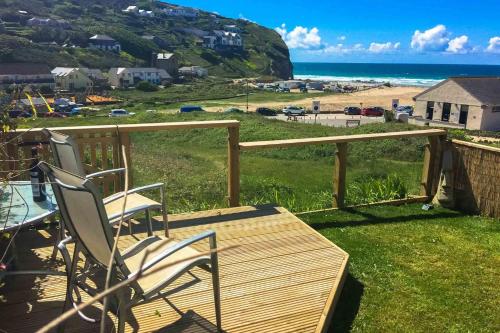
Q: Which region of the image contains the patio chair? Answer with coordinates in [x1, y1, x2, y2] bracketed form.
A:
[40, 162, 222, 333]
[42, 128, 168, 237]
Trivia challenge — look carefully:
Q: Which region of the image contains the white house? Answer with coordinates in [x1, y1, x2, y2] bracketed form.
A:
[108, 68, 171, 88]
[178, 66, 208, 77]
[138, 9, 154, 17]
[88, 35, 121, 53]
[162, 6, 199, 18]
[122, 6, 138, 13]
[203, 30, 243, 50]
[51, 67, 93, 91]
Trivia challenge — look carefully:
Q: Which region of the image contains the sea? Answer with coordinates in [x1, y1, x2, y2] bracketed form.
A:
[293, 63, 500, 87]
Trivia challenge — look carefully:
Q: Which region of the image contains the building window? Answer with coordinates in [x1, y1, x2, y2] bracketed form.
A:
[426, 101, 434, 120]
[459, 105, 469, 125]
[493, 106, 500, 112]
[442, 103, 451, 122]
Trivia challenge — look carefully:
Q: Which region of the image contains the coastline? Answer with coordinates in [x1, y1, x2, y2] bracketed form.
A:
[293, 74, 443, 87]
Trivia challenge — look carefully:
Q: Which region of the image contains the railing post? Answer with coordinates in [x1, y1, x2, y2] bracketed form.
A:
[420, 135, 445, 198]
[333, 143, 347, 209]
[118, 130, 133, 189]
[227, 126, 240, 207]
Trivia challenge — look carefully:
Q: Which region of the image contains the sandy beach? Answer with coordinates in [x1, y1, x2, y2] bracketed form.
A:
[205, 86, 425, 112]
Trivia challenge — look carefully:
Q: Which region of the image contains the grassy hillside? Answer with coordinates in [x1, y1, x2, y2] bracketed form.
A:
[26, 112, 427, 213]
[0, 0, 292, 78]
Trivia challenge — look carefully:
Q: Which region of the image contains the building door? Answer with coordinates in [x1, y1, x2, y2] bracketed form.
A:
[459, 105, 469, 125]
[442, 103, 451, 121]
[426, 101, 434, 120]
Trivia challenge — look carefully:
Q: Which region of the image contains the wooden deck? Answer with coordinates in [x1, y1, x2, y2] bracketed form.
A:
[0, 205, 348, 333]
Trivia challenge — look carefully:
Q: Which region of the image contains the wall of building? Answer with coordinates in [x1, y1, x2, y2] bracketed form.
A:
[479, 106, 500, 131]
[449, 140, 500, 218]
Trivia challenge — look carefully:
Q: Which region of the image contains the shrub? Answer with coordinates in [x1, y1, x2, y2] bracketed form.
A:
[346, 174, 407, 205]
[136, 81, 159, 92]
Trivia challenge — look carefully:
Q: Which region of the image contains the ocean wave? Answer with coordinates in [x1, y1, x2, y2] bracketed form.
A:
[294, 74, 443, 87]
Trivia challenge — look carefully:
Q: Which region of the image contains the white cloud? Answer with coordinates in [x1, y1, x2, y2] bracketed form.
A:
[486, 36, 500, 53]
[411, 24, 449, 51]
[314, 43, 365, 54]
[338, 35, 346, 41]
[368, 42, 401, 53]
[446, 35, 471, 54]
[275, 24, 322, 49]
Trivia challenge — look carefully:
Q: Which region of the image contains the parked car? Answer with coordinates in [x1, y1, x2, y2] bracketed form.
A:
[361, 107, 384, 117]
[108, 109, 135, 117]
[344, 106, 361, 115]
[283, 105, 305, 116]
[300, 87, 308, 93]
[224, 107, 245, 113]
[180, 105, 204, 113]
[276, 87, 290, 93]
[396, 105, 414, 116]
[256, 107, 277, 116]
[8, 110, 31, 118]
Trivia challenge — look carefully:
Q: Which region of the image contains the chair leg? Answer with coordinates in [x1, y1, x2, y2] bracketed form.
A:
[160, 186, 169, 238]
[209, 236, 222, 332]
[145, 209, 153, 236]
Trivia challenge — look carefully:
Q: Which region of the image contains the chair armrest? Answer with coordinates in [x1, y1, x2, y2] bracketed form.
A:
[103, 183, 164, 204]
[107, 204, 153, 223]
[86, 168, 126, 180]
[128, 230, 216, 279]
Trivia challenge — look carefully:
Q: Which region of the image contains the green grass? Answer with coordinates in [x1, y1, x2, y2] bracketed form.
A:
[25, 112, 427, 212]
[300, 204, 500, 332]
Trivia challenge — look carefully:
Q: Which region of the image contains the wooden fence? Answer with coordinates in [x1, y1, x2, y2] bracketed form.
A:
[1, 121, 240, 203]
[239, 129, 448, 208]
[450, 140, 500, 218]
[2, 123, 449, 210]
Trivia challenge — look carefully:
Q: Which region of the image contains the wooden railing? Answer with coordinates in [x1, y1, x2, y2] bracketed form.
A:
[2, 122, 447, 210]
[239, 129, 448, 208]
[2, 120, 241, 204]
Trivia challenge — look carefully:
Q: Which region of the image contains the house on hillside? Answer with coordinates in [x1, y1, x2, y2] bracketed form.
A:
[88, 34, 121, 52]
[178, 66, 208, 78]
[51, 67, 101, 91]
[123, 6, 138, 13]
[27, 17, 71, 29]
[0, 63, 55, 89]
[108, 68, 171, 88]
[161, 6, 199, 18]
[153, 53, 178, 76]
[203, 30, 243, 51]
[413, 77, 500, 131]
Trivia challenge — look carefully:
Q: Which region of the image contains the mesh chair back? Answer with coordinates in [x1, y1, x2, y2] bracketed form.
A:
[42, 129, 86, 177]
[40, 162, 116, 268]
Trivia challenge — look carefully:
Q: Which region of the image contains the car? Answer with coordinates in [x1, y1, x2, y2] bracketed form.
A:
[276, 87, 290, 93]
[108, 109, 135, 117]
[283, 105, 305, 116]
[395, 105, 414, 116]
[180, 105, 204, 113]
[224, 107, 245, 113]
[256, 107, 277, 116]
[8, 110, 31, 118]
[300, 87, 308, 93]
[361, 107, 384, 117]
[344, 106, 361, 115]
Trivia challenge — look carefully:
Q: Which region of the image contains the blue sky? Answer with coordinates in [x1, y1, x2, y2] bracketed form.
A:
[165, 0, 500, 64]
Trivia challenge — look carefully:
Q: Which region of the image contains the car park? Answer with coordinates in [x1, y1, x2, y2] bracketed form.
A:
[344, 106, 361, 115]
[256, 107, 277, 116]
[283, 105, 305, 116]
[108, 109, 135, 117]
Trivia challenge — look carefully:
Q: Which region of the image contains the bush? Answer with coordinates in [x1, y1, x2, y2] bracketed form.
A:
[346, 174, 407, 205]
[135, 81, 159, 92]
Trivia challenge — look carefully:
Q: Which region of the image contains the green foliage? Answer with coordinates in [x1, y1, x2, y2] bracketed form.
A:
[135, 80, 159, 92]
[346, 174, 407, 205]
[302, 204, 500, 332]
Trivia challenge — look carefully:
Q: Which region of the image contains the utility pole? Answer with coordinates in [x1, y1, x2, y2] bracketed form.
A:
[246, 79, 249, 113]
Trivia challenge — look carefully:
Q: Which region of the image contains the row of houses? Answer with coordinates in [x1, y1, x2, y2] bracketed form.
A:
[27, 17, 71, 29]
[0, 62, 209, 90]
[122, 6, 155, 17]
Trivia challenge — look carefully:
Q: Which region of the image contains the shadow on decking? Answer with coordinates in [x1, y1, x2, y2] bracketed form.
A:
[154, 310, 224, 333]
[327, 273, 364, 333]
